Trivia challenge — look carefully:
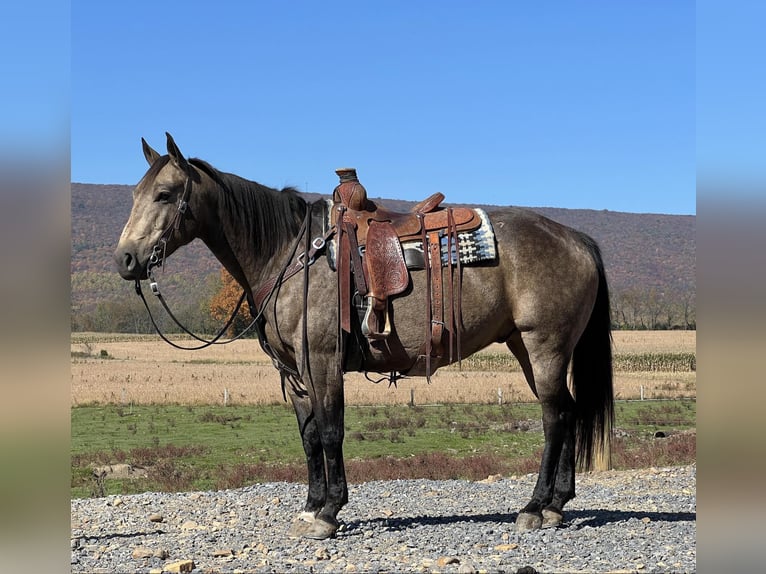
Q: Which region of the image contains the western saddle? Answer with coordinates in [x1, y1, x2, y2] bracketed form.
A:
[331, 168, 482, 373]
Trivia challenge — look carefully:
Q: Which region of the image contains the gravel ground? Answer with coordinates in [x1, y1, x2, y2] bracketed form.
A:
[71, 465, 696, 573]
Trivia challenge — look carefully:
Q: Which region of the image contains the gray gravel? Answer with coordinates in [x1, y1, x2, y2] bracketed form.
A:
[71, 465, 696, 573]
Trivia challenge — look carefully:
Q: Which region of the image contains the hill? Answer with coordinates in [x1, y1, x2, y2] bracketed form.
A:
[71, 183, 695, 329]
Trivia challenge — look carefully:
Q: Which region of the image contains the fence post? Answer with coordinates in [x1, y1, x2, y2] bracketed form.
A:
[409, 388, 415, 407]
[497, 387, 503, 406]
[224, 388, 229, 407]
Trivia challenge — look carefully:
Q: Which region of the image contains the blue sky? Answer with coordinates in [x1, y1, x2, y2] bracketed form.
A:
[68, 1, 695, 214]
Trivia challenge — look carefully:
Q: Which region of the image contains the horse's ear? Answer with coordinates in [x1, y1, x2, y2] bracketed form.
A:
[142, 138, 161, 166]
[165, 132, 190, 172]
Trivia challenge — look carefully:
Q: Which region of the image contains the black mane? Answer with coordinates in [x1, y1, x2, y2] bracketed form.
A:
[189, 158, 308, 264]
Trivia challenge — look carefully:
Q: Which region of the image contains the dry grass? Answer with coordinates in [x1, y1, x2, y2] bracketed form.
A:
[71, 331, 696, 406]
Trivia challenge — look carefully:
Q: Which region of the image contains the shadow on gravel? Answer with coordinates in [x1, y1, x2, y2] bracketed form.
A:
[565, 509, 696, 528]
[342, 509, 696, 534]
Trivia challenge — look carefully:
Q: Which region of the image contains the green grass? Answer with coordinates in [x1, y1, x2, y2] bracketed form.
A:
[615, 399, 697, 432]
[441, 352, 696, 373]
[71, 400, 695, 499]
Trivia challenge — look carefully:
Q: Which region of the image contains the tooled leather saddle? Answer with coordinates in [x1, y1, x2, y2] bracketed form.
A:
[331, 168, 482, 372]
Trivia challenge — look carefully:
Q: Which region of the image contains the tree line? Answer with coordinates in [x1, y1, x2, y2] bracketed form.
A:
[71, 269, 695, 334]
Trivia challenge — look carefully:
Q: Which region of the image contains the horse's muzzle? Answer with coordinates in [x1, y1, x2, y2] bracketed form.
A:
[114, 248, 147, 280]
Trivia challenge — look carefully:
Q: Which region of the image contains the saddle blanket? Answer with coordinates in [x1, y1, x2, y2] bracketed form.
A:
[401, 208, 497, 268]
[325, 200, 497, 270]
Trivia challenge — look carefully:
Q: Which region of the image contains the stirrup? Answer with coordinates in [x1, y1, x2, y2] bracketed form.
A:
[361, 298, 391, 340]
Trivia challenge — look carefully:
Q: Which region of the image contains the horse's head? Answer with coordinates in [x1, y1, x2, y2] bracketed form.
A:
[114, 133, 202, 280]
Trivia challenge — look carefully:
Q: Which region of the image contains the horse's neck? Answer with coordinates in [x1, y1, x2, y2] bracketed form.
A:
[202, 184, 303, 297]
[205, 237, 255, 295]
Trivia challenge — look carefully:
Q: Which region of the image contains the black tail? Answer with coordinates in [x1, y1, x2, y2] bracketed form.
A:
[571, 233, 615, 471]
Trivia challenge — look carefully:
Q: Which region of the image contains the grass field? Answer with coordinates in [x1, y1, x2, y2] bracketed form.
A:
[71, 331, 695, 498]
[71, 399, 696, 499]
[71, 330, 696, 406]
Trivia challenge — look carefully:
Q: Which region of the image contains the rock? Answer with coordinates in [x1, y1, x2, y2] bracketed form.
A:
[149, 513, 164, 523]
[254, 542, 269, 554]
[132, 546, 154, 559]
[94, 463, 148, 480]
[315, 546, 331, 560]
[437, 556, 460, 567]
[494, 543, 519, 551]
[213, 548, 233, 557]
[458, 561, 478, 574]
[479, 474, 503, 484]
[164, 559, 195, 573]
[180, 520, 198, 530]
[153, 549, 169, 559]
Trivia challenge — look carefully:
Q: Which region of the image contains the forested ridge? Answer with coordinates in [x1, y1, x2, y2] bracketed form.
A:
[72, 183, 695, 331]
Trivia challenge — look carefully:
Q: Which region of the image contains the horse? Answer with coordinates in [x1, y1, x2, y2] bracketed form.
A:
[114, 133, 614, 540]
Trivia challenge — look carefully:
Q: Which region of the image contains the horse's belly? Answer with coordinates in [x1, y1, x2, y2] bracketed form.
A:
[356, 266, 512, 376]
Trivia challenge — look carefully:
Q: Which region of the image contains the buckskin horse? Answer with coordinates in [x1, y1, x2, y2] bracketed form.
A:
[114, 133, 614, 540]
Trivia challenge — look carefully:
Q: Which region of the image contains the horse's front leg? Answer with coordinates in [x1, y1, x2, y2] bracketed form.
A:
[286, 389, 327, 538]
[303, 369, 348, 540]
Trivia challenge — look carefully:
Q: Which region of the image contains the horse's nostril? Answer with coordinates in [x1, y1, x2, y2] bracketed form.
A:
[123, 252, 134, 271]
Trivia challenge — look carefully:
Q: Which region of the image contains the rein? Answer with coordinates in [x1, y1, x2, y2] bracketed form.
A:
[249, 203, 336, 390]
[133, 169, 257, 351]
[133, 170, 335, 359]
[134, 276, 250, 351]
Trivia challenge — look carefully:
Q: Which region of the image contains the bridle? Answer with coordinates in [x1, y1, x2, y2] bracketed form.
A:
[142, 162, 195, 284]
[133, 166, 255, 350]
[132, 165, 335, 358]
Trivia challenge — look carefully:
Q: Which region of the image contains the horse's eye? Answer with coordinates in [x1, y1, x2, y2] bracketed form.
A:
[156, 191, 172, 204]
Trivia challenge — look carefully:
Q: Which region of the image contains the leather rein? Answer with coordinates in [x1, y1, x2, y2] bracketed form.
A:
[133, 170, 254, 350]
[133, 168, 334, 356]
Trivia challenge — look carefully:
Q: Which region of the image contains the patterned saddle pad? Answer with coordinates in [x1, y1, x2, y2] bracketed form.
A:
[325, 200, 497, 270]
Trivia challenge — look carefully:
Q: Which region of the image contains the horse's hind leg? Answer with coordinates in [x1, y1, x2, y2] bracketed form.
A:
[508, 332, 576, 531]
[540, 391, 576, 529]
[286, 390, 327, 538]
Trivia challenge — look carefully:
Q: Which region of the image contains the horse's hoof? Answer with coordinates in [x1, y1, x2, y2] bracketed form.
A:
[303, 517, 338, 540]
[541, 507, 564, 528]
[288, 512, 315, 539]
[515, 511, 543, 532]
